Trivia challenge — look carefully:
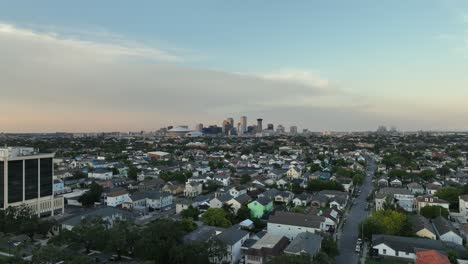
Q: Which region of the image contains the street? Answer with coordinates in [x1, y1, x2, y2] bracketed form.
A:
[335, 158, 375, 264]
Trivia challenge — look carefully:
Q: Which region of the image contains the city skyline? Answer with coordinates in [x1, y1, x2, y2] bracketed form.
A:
[1, 1, 468, 132]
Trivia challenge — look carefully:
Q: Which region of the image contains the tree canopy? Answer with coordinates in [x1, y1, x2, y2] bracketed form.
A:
[200, 208, 232, 228]
[420, 205, 449, 219]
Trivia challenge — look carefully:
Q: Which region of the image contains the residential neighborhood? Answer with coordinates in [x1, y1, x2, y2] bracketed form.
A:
[0, 130, 467, 264]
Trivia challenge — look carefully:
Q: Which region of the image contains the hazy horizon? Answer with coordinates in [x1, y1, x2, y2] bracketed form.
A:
[1, 1, 468, 132]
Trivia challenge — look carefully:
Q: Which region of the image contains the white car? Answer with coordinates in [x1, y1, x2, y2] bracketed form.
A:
[355, 245, 361, 253]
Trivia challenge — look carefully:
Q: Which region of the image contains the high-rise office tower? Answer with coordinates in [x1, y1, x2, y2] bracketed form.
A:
[276, 125, 285, 133]
[0, 147, 64, 216]
[195, 123, 203, 132]
[227, 118, 234, 126]
[267, 124, 274, 130]
[256, 118, 263, 133]
[240, 116, 247, 133]
[290, 126, 298, 135]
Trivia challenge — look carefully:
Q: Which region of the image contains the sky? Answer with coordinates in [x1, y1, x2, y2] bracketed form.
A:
[0, 0, 467, 132]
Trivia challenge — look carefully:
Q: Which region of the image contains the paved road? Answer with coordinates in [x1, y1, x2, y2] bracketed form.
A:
[335, 158, 375, 264]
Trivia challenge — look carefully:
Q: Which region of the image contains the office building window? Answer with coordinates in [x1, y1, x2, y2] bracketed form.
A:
[8, 160, 23, 203]
[40, 158, 53, 197]
[25, 159, 39, 200]
[0, 161, 3, 207]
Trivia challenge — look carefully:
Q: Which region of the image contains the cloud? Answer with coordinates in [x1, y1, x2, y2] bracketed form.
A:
[0, 22, 466, 132]
[260, 70, 330, 90]
[0, 22, 183, 62]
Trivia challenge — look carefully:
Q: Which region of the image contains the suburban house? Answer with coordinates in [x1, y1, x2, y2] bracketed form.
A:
[245, 234, 290, 264]
[267, 211, 325, 239]
[229, 186, 247, 198]
[410, 215, 436, 240]
[375, 187, 414, 212]
[292, 193, 312, 207]
[88, 168, 113, 180]
[407, 182, 424, 194]
[226, 194, 251, 214]
[377, 177, 389, 187]
[123, 190, 173, 210]
[286, 167, 301, 180]
[147, 151, 170, 160]
[213, 174, 231, 186]
[184, 182, 203, 197]
[215, 226, 250, 264]
[329, 196, 347, 210]
[372, 235, 468, 261]
[415, 195, 449, 213]
[432, 216, 463, 245]
[321, 208, 342, 231]
[337, 178, 353, 192]
[274, 191, 294, 204]
[310, 194, 328, 208]
[276, 179, 288, 189]
[425, 183, 441, 195]
[459, 194, 468, 221]
[248, 196, 273, 218]
[162, 182, 185, 195]
[390, 179, 402, 187]
[210, 193, 233, 209]
[61, 207, 129, 230]
[105, 188, 130, 207]
[416, 250, 450, 264]
[284, 232, 322, 257]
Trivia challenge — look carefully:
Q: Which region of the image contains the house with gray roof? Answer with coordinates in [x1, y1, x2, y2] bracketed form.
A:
[284, 232, 323, 256]
[215, 226, 250, 264]
[410, 214, 436, 240]
[267, 211, 326, 239]
[432, 216, 463, 245]
[375, 187, 414, 212]
[61, 207, 130, 230]
[372, 234, 468, 261]
[210, 193, 233, 209]
[122, 190, 173, 210]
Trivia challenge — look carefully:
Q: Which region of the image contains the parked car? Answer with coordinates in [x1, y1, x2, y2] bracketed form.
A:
[355, 245, 361, 253]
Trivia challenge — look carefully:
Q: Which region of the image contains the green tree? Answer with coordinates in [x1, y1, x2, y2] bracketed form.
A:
[360, 209, 412, 240]
[78, 182, 103, 207]
[169, 242, 210, 264]
[181, 205, 200, 220]
[178, 218, 197, 233]
[108, 220, 139, 259]
[419, 170, 436, 181]
[267, 254, 311, 264]
[420, 205, 449, 219]
[128, 165, 138, 180]
[352, 172, 364, 186]
[309, 163, 321, 173]
[32, 245, 67, 264]
[135, 220, 185, 263]
[240, 174, 251, 184]
[205, 238, 228, 264]
[70, 217, 109, 253]
[447, 250, 459, 264]
[436, 187, 462, 210]
[200, 208, 231, 228]
[388, 169, 409, 180]
[306, 180, 344, 192]
[236, 205, 250, 222]
[321, 236, 339, 257]
[313, 252, 334, 264]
